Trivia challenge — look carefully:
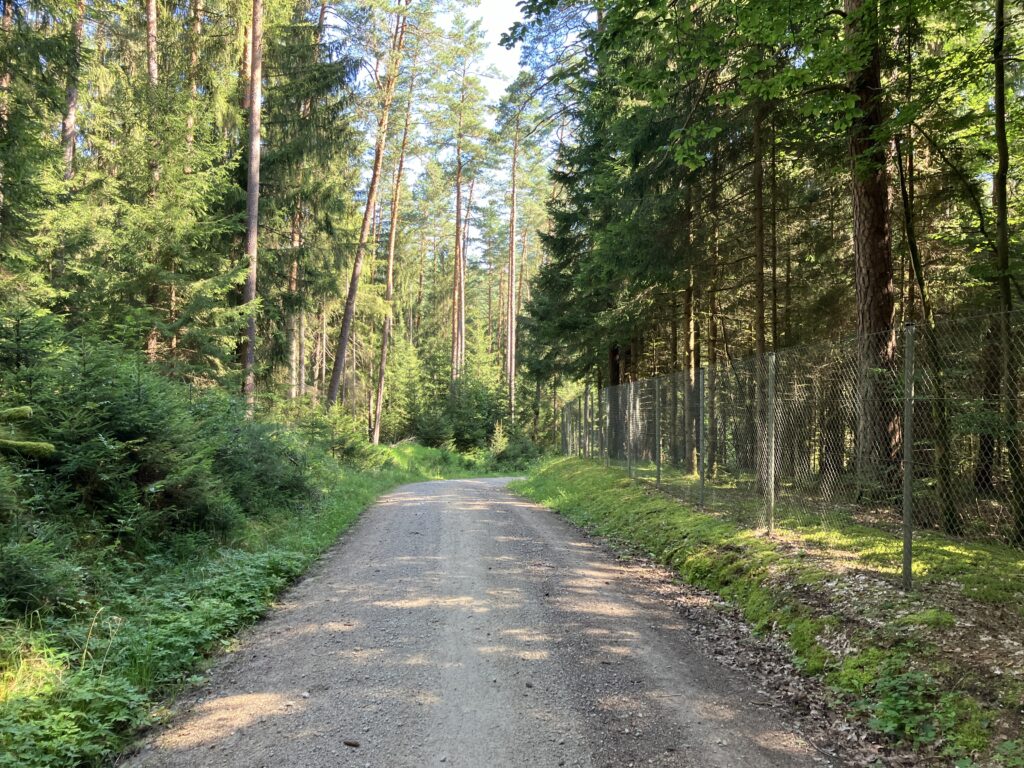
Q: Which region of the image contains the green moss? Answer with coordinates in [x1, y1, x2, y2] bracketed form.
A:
[829, 648, 897, 694]
[896, 608, 956, 629]
[939, 694, 992, 756]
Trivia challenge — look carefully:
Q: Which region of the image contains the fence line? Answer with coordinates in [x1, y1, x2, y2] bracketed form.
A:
[560, 313, 1024, 588]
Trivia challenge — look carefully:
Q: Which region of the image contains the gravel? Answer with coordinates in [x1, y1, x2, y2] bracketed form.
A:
[122, 477, 844, 768]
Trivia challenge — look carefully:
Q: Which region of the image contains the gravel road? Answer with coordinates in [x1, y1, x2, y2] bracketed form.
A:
[125, 477, 833, 768]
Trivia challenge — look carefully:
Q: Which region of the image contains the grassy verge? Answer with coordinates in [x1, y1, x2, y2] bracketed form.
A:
[512, 458, 1024, 767]
[0, 442, 462, 768]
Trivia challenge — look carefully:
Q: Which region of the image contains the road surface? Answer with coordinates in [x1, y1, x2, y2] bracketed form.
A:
[125, 478, 831, 768]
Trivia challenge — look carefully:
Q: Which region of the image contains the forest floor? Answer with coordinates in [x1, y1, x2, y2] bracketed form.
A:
[121, 477, 846, 768]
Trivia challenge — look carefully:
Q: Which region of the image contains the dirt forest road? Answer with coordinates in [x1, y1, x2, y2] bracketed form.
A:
[125, 478, 834, 768]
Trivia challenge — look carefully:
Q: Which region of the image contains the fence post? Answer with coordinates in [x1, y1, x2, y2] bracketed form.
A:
[902, 323, 915, 591]
[604, 388, 610, 466]
[767, 352, 776, 534]
[655, 378, 662, 487]
[578, 396, 584, 457]
[582, 389, 589, 458]
[699, 367, 706, 510]
[627, 381, 634, 478]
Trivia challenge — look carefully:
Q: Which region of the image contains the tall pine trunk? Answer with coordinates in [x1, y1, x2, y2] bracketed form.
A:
[450, 79, 467, 383]
[326, 5, 408, 407]
[506, 119, 520, 420]
[240, 0, 263, 412]
[287, 205, 301, 399]
[144, 0, 162, 359]
[372, 70, 415, 444]
[60, 0, 85, 179]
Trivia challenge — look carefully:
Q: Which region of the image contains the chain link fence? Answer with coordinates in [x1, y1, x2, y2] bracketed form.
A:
[560, 313, 1024, 586]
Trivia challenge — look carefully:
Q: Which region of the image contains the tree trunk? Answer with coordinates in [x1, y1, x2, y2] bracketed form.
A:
[316, 307, 326, 395]
[708, 293, 720, 477]
[326, 5, 409, 407]
[184, 0, 202, 170]
[753, 106, 771, 493]
[0, 0, 11, 208]
[517, 229, 527, 316]
[451, 148, 464, 382]
[240, 0, 263, 412]
[145, 0, 159, 189]
[506, 120, 519, 420]
[845, 0, 898, 492]
[287, 205, 301, 399]
[682, 283, 694, 473]
[372, 70, 415, 444]
[450, 69, 467, 384]
[690, 275, 701, 471]
[60, 0, 85, 180]
[144, 0, 162, 359]
[670, 294, 679, 466]
[298, 309, 307, 397]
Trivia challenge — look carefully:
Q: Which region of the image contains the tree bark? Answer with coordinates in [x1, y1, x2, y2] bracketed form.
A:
[506, 118, 520, 420]
[182, 0, 204, 174]
[326, 5, 409, 407]
[60, 0, 86, 180]
[681, 283, 693, 473]
[240, 0, 263, 412]
[144, 0, 162, 359]
[845, 0, 898, 491]
[372, 70, 415, 444]
[287, 205, 302, 399]
[145, 0, 159, 189]
[450, 67, 468, 384]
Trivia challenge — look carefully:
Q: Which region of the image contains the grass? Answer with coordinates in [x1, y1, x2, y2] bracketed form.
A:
[645, 463, 1024, 606]
[0, 442, 471, 768]
[512, 457, 1024, 766]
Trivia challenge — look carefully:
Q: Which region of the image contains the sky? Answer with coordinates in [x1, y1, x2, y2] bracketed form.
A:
[475, 0, 525, 100]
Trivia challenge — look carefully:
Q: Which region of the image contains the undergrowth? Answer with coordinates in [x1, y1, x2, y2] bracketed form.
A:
[0, 337, 529, 767]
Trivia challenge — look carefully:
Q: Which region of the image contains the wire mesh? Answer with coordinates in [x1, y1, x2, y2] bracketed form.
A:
[560, 312, 1024, 569]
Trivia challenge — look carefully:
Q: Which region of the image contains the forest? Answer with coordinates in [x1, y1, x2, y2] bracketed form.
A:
[0, 0, 1022, 762]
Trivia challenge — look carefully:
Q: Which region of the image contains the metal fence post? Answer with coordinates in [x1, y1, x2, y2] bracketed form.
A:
[604, 388, 610, 467]
[627, 381, 634, 478]
[582, 389, 589, 458]
[655, 378, 662, 487]
[699, 367, 706, 510]
[902, 323, 915, 591]
[578, 397, 584, 457]
[767, 352, 776, 534]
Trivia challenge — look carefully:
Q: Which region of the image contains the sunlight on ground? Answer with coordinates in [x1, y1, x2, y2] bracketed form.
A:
[373, 595, 491, 612]
[155, 693, 294, 750]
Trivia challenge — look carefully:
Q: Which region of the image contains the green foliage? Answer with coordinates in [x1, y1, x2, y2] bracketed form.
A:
[0, 671, 148, 768]
[0, 434, 469, 766]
